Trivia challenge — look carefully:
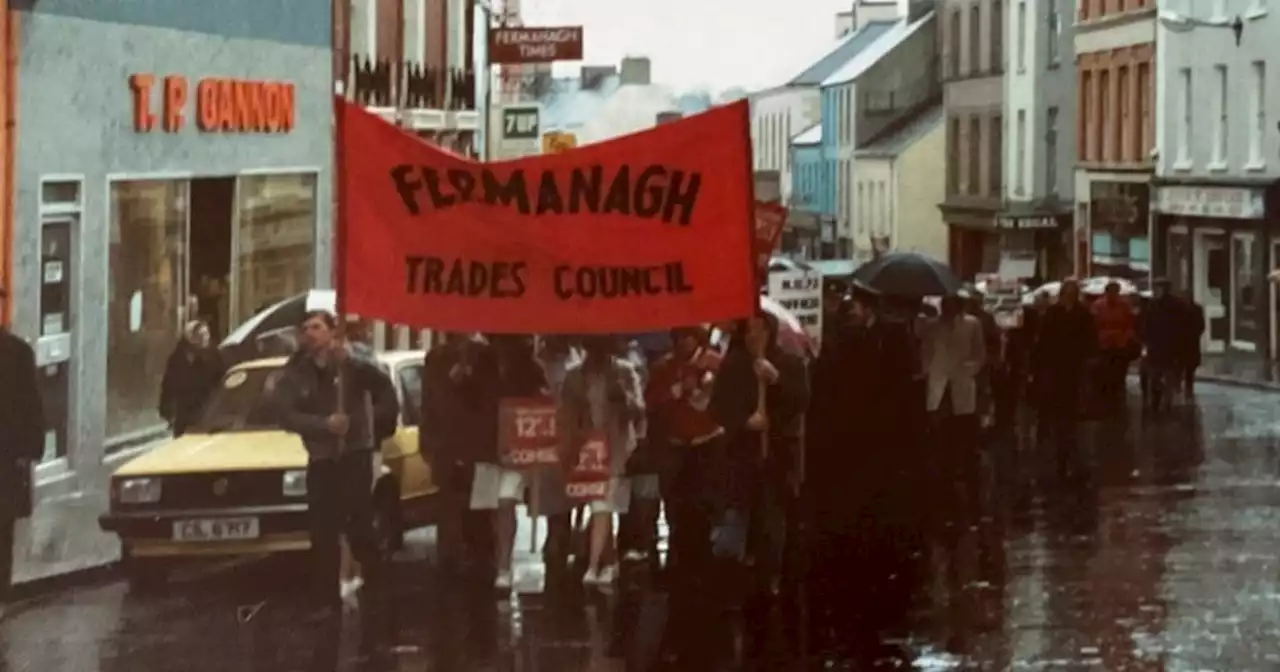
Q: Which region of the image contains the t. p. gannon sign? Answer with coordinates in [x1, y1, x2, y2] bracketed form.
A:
[489, 26, 584, 64]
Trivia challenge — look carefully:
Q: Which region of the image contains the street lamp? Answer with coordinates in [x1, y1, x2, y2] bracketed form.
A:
[1157, 10, 1245, 46]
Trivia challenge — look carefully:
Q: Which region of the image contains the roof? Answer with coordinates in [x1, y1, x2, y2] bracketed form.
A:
[791, 122, 822, 146]
[855, 104, 943, 157]
[822, 11, 935, 87]
[788, 20, 898, 86]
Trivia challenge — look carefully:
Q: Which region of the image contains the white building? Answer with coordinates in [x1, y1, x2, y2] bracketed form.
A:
[750, 1, 907, 205]
[751, 86, 821, 204]
[824, 9, 936, 260]
[1000, 0, 1076, 280]
[1151, 0, 1280, 358]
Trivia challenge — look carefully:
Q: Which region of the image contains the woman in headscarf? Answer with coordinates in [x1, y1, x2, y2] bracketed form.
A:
[158, 320, 225, 436]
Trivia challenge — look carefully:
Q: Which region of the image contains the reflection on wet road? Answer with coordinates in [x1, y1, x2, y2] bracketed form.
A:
[4, 383, 1280, 670]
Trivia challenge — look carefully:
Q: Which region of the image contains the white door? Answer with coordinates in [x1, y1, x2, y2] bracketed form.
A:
[1194, 229, 1228, 353]
[1230, 231, 1258, 352]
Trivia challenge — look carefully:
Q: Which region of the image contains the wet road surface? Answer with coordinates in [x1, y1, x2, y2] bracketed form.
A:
[4, 382, 1280, 670]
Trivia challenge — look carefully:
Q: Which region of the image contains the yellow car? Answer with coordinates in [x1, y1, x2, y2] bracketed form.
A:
[98, 350, 437, 583]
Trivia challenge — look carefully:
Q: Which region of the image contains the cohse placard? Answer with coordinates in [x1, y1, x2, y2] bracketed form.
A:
[489, 26, 584, 65]
[497, 397, 560, 467]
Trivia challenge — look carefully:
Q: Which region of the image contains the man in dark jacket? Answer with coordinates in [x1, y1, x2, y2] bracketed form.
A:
[269, 310, 398, 657]
[1032, 280, 1095, 446]
[0, 316, 44, 612]
[421, 332, 501, 669]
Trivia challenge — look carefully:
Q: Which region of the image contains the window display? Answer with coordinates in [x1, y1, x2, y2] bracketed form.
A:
[233, 173, 317, 325]
[106, 180, 188, 441]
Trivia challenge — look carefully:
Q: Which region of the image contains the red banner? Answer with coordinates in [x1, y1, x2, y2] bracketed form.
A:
[497, 397, 560, 467]
[336, 99, 757, 333]
[564, 430, 611, 501]
[754, 202, 787, 278]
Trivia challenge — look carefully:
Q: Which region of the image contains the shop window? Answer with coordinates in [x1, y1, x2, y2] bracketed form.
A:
[107, 180, 189, 442]
[234, 173, 318, 327]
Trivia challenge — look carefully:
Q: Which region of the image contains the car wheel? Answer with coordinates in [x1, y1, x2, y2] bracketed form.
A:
[371, 491, 403, 558]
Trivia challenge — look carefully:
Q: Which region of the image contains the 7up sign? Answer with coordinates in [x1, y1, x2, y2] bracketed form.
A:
[502, 106, 540, 140]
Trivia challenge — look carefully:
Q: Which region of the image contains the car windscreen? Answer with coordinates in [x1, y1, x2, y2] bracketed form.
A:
[189, 366, 287, 433]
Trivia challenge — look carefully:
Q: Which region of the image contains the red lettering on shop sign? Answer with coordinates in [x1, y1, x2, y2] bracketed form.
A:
[131, 74, 294, 134]
[197, 79, 295, 133]
[129, 74, 156, 132]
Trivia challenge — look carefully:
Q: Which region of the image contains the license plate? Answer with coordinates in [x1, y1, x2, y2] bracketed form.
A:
[172, 517, 260, 542]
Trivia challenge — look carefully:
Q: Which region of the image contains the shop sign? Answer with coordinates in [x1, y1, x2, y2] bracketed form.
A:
[995, 215, 1059, 230]
[502, 106, 540, 140]
[541, 130, 577, 154]
[488, 26, 584, 65]
[1153, 185, 1265, 220]
[129, 74, 295, 134]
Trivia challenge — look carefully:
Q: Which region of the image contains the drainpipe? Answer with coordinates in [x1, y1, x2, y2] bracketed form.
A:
[1, 0, 14, 326]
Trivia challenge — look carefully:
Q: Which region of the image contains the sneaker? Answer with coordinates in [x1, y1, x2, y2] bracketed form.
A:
[582, 568, 600, 585]
[596, 565, 617, 584]
[340, 577, 363, 612]
[494, 571, 512, 590]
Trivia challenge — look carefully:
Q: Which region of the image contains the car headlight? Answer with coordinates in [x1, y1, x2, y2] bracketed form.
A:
[116, 478, 162, 504]
[282, 469, 307, 497]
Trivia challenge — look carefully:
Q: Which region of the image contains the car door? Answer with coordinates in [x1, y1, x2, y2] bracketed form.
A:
[387, 361, 436, 511]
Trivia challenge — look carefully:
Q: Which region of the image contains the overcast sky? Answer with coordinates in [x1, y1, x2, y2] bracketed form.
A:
[518, 0, 856, 94]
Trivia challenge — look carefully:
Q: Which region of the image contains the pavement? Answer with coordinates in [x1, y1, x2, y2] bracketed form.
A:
[4, 381, 1280, 670]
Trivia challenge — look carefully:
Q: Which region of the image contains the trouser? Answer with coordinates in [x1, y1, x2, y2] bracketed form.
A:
[306, 452, 382, 611]
[431, 482, 496, 669]
[1095, 349, 1130, 413]
[1037, 368, 1081, 441]
[0, 512, 13, 603]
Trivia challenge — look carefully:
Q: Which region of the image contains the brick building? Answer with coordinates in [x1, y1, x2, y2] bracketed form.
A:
[1073, 0, 1155, 280]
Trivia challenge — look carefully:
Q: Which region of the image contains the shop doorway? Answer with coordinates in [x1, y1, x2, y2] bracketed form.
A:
[1194, 228, 1228, 354]
[1231, 231, 1260, 352]
[188, 178, 235, 340]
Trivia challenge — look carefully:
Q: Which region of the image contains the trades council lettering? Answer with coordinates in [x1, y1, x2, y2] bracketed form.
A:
[402, 256, 695, 300]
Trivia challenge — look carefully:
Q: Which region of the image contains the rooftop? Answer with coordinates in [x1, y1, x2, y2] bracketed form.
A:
[791, 122, 822, 146]
[822, 11, 935, 87]
[788, 20, 898, 86]
[855, 104, 943, 157]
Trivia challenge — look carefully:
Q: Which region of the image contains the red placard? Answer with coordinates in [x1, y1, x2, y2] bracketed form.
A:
[564, 430, 611, 502]
[498, 397, 560, 467]
[335, 98, 757, 334]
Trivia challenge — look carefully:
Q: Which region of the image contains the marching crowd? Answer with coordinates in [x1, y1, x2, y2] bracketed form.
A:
[57, 271, 1208, 668]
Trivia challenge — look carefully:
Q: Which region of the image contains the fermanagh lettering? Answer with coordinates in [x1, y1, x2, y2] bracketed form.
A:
[389, 164, 703, 225]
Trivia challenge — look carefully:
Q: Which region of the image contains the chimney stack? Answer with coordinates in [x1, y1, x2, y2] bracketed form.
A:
[620, 56, 651, 86]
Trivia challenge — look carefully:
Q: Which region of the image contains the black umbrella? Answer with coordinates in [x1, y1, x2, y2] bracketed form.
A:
[852, 252, 962, 297]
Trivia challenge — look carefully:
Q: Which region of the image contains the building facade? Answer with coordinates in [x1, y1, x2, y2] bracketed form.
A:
[822, 16, 930, 260]
[10, 0, 334, 581]
[854, 106, 948, 261]
[1073, 0, 1155, 281]
[342, 0, 478, 154]
[751, 86, 820, 206]
[939, 0, 1007, 279]
[999, 0, 1076, 281]
[790, 124, 832, 255]
[1151, 0, 1279, 358]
